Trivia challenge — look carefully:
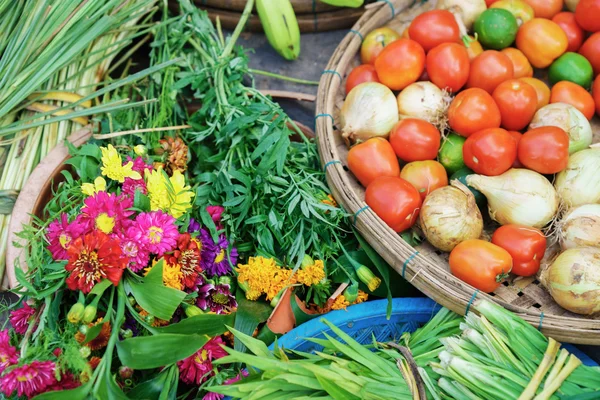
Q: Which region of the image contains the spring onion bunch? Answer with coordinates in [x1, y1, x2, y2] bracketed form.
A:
[0, 0, 159, 283]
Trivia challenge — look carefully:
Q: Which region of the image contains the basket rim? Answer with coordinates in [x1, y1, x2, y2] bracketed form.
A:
[314, 0, 600, 345]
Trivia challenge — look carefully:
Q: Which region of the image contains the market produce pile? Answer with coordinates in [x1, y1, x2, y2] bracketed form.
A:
[341, 0, 600, 315]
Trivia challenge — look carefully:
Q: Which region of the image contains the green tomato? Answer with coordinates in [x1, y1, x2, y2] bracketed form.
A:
[474, 8, 518, 50]
[549, 52, 594, 89]
[438, 133, 466, 176]
[450, 167, 487, 212]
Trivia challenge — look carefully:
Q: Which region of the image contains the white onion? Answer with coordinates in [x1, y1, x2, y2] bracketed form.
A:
[438, 0, 487, 30]
[541, 248, 600, 315]
[565, 0, 580, 12]
[340, 82, 398, 144]
[419, 181, 483, 252]
[466, 169, 559, 228]
[559, 204, 600, 250]
[397, 82, 449, 126]
[555, 148, 600, 207]
[529, 103, 592, 154]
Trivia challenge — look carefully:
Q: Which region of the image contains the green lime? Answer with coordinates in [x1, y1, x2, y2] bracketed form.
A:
[474, 8, 518, 50]
[450, 167, 487, 211]
[438, 133, 466, 176]
[549, 52, 594, 89]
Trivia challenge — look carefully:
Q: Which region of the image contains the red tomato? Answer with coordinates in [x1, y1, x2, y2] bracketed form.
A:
[345, 65, 379, 94]
[426, 43, 470, 93]
[492, 79, 538, 131]
[463, 128, 517, 176]
[448, 88, 502, 137]
[375, 39, 426, 91]
[579, 33, 600, 76]
[508, 130, 525, 168]
[523, 0, 564, 18]
[408, 10, 460, 52]
[365, 176, 422, 233]
[518, 126, 570, 174]
[467, 51, 514, 94]
[550, 80, 596, 120]
[593, 75, 600, 116]
[501, 48, 534, 79]
[576, 0, 600, 32]
[492, 224, 547, 277]
[486, 0, 500, 5]
[389, 119, 441, 162]
[552, 12, 584, 53]
[519, 77, 551, 110]
[347, 138, 400, 187]
[449, 239, 512, 293]
[360, 27, 401, 65]
[400, 160, 448, 201]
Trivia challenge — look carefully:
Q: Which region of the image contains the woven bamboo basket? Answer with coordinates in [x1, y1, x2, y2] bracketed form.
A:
[196, 0, 337, 14]
[315, 0, 600, 344]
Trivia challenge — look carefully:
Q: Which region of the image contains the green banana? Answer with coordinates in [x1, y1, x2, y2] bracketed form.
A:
[318, 0, 364, 7]
[256, 0, 300, 60]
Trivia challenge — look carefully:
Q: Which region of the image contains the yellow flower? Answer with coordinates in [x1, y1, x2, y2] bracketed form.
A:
[331, 295, 350, 310]
[146, 168, 194, 219]
[81, 176, 107, 196]
[296, 260, 326, 286]
[100, 144, 141, 183]
[236, 256, 296, 301]
[322, 194, 338, 208]
[355, 290, 368, 304]
[162, 263, 183, 290]
[134, 145, 147, 156]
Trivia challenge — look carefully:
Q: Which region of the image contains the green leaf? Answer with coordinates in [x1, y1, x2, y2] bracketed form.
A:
[95, 372, 129, 400]
[89, 279, 113, 297]
[228, 326, 273, 358]
[127, 366, 174, 400]
[15, 266, 38, 296]
[116, 334, 209, 369]
[127, 275, 186, 321]
[31, 382, 92, 400]
[154, 313, 235, 335]
[145, 259, 165, 285]
[314, 372, 361, 400]
[233, 288, 273, 353]
[83, 320, 105, 345]
[133, 190, 151, 212]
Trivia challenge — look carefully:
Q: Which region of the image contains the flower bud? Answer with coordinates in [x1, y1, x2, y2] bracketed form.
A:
[118, 366, 134, 380]
[144, 315, 155, 325]
[301, 255, 314, 269]
[120, 329, 133, 339]
[184, 304, 204, 317]
[238, 280, 250, 293]
[124, 379, 133, 387]
[79, 346, 91, 358]
[81, 304, 97, 324]
[343, 281, 359, 303]
[270, 289, 285, 308]
[133, 145, 147, 156]
[218, 275, 233, 287]
[356, 265, 381, 292]
[67, 303, 85, 324]
[128, 296, 136, 306]
[78, 325, 89, 335]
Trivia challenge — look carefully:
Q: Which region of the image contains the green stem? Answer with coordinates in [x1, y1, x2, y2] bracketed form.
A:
[249, 68, 320, 85]
[221, 0, 254, 59]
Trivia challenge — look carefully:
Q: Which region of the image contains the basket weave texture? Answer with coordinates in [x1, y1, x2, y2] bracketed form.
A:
[315, 0, 600, 344]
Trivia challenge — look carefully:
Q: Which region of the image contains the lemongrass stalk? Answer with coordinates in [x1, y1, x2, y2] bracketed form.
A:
[534, 355, 582, 400]
[518, 338, 560, 400]
[544, 348, 569, 384]
[438, 377, 476, 400]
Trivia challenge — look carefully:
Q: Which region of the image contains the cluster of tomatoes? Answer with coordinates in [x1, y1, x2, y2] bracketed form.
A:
[343, 0, 600, 293]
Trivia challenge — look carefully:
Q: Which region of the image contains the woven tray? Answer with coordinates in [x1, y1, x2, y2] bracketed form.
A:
[315, 0, 600, 344]
[194, 0, 337, 14]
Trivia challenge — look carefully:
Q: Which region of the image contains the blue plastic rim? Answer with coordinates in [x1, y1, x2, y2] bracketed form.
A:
[269, 298, 598, 367]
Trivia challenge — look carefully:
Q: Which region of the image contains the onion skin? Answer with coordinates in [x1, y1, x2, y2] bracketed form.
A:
[397, 81, 447, 124]
[466, 169, 559, 228]
[541, 248, 600, 315]
[555, 148, 600, 207]
[559, 204, 600, 250]
[438, 0, 487, 31]
[529, 102, 592, 154]
[340, 82, 399, 144]
[419, 181, 483, 252]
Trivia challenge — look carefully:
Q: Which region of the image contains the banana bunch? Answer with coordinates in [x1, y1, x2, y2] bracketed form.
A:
[319, 0, 364, 7]
[256, 0, 301, 60]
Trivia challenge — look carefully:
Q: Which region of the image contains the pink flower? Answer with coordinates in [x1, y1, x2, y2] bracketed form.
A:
[9, 303, 36, 335]
[126, 156, 153, 174]
[115, 228, 150, 272]
[130, 211, 179, 256]
[79, 191, 134, 235]
[43, 372, 81, 393]
[203, 393, 224, 400]
[0, 360, 56, 398]
[177, 337, 228, 385]
[207, 205, 224, 229]
[122, 177, 147, 197]
[46, 214, 87, 260]
[224, 370, 249, 385]
[0, 330, 18, 374]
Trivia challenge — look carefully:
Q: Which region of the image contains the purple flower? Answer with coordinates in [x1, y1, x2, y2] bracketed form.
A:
[201, 233, 237, 277]
[10, 303, 36, 335]
[196, 283, 237, 314]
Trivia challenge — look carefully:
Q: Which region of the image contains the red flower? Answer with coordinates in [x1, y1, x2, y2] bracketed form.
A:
[65, 231, 128, 294]
[164, 233, 202, 289]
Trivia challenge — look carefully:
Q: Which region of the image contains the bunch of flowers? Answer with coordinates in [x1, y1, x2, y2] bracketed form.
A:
[4, 140, 243, 399]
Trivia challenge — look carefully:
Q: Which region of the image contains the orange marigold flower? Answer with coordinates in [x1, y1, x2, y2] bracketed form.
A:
[75, 319, 111, 351]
